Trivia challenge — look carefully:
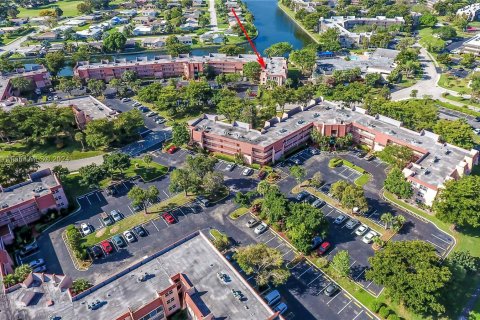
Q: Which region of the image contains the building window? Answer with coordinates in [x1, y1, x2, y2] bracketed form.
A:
[168, 305, 177, 311]
[138, 306, 164, 320]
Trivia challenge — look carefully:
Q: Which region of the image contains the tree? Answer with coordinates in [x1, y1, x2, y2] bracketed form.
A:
[331, 180, 349, 200]
[461, 53, 476, 68]
[433, 176, 480, 228]
[380, 212, 394, 229]
[54, 6, 63, 17]
[103, 31, 127, 52]
[169, 168, 200, 195]
[235, 243, 290, 286]
[84, 118, 113, 149]
[127, 185, 159, 213]
[257, 180, 277, 195]
[143, 154, 153, 168]
[113, 109, 143, 144]
[340, 184, 368, 213]
[448, 251, 477, 273]
[102, 153, 131, 177]
[58, 78, 78, 97]
[10, 77, 33, 94]
[419, 12, 438, 27]
[52, 165, 70, 180]
[310, 172, 323, 187]
[74, 131, 86, 151]
[172, 122, 190, 146]
[212, 230, 230, 251]
[216, 89, 243, 122]
[318, 28, 341, 52]
[71, 278, 92, 295]
[243, 61, 262, 82]
[392, 215, 406, 232]
[376, 144, 414, 169]
[185, 154, 217, 177]
[433, 119, 474, 149]
[332, 250, 350, 277]
[433, 26, 457, 40]
[261, 187, 288, 223]
[203, 171, 224, 194]
[436, 53, 451, 66]
[78, 163, 105, 188]
[43, 51, 65, 76]
[77, 2, 92, 14]
[165, 36, 191, 56]
[87, 79, 106, 97]
[264, 42, 293, 57]
[289, 165, 306, 183]
[0, 155, 39, 186]
[366, 241, 451, 314]
[218, 44, 244, 55]
[289, 48, 317, 75]
[384, 167, 412, 199]
[286, 202, 328, 253]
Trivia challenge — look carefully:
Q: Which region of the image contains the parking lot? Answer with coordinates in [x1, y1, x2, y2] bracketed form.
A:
[229, 213, 377, 320]
[331, 165, 362, 184]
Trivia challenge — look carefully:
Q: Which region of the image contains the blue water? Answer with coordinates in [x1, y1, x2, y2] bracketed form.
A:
[57, 0, 311, 76]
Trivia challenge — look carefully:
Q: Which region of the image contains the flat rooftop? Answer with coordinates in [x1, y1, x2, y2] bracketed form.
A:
[7, 232, 275, 320]
[190, 101, 474, 187]
[0, 170, 58, 208]
[36, 96, 116, 120]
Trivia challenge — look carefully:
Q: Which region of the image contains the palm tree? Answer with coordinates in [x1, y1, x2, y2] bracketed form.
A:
[380, 212, 394, 229]
[372, 236, 385, 248]
[392, 215, 406, 232]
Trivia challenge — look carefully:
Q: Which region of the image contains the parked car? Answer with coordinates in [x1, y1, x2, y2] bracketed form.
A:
[121, 98, 130, 102]
[110, 210, 123, 222]
[324, 283, 339, 296]
[292, 158, 302, 165]
[100, 240, 113, 254]
[162, 212, 176, 224]
[365, 154, 375, 161]
[254, 222, 268, 235]
[274, 302, 288, 315]
[312, 198, 325, 208]
[311, 236, 323, 250]
[355, 224, 369, 236]
[146, 111, 158, 117]
[257, 170, 267, 180]
[81, 223, 92, 235]
[362, 230, 379, 244]
[101, 212, 114, 226]
[112, 235, 126, 248]
[225, 163, 236, 171]
[333, 215, 347, 225]
[133, 225, 147, 237]
[123, 230, 136, 243]
[155, 118, 166, 124]
[305, 194, 317, 204]
[91, 245, 103, 259]
[295, 191, 308, 201]
[19, 241, 39, 257]
[320, 184, 331, 194]
[33, 265, 47, 273]
[345, 219, 360, 230]
[106, 185, 117, 196]
[242, 168, 253, 176]
[196, 195, 210, 207]
[246, 218, 258, 228]
[317, 241, 331, 255]
[167, 145, 178, 154]
[310, 148, 320, 155]
[29, 259, 45, 269]
[357, 152, 366, 158]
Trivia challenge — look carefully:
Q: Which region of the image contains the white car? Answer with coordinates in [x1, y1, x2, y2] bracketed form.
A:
[225, 163, 236, 171]
[254, 222, 268, 235]
[362, 230, 379, 244]
[29, 258, 45, 269]
[110, 210, 123, 222]
[242, 168, 253, 176]
[123, 230, 136, 243]
[355, 224, 369, 236]
[81, 223, 92, 235]
[473, 128, 480, 135]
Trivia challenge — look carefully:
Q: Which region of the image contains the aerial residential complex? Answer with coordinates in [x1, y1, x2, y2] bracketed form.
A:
[74, 54, 289, 86]
[4, 232, 280, 320]
[189, 100, 479, 206]
[318, 16, 405, 48]
[0, 65, 51, 102]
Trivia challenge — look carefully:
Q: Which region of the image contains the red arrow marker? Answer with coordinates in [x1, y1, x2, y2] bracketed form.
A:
[231, 8, 266, 69]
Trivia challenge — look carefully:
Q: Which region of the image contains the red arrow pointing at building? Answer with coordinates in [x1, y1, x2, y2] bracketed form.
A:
[230, 8, 266, 69]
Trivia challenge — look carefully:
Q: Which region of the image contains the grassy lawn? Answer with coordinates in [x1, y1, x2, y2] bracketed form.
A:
[341, 159, 367, 174]
[0, 140, 104, 161]
[438, 74, 472, 94]
[441, 95, 480, 112]
[355, 174, 370, 187]
[62, 173, 94, 205]
[210, 229, 224, 239]
[419, 27, 445, 51]
[83, 193, 193, 247]
[18, 0, 83, 17]
[435, 99, 480, 117]
[397, 78, 418, 88]
[99, 159, 168, 189]
[229, 207, 249, 220]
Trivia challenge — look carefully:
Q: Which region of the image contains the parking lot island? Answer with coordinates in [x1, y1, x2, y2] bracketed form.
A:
[4, 232, 281, 320]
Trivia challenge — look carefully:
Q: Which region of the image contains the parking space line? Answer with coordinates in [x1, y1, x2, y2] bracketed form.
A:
[349, 260, 357, 267]
[288, 260, 303, 270]
[178, 207, 187, 219]
[127, 206, 134, 215]
[162, 190, 169, 198]
[365, 280, 374, 288]
[298, 266, 312, 277]
[354, 270, 366, 281]
[263, 236, 277, 244]
[150, 220, 160, 231]
[282, 249, 292, 257]
[431, 233, 452, 245]
[337, 300, 352, 314]
[352, 310, 364, 320]
[96, 192, 101, 202]
[307, 274, 323, 286]
[86, 196, 92, 205]
[326, 291, 340, 305]
[425, 239, 447, 251]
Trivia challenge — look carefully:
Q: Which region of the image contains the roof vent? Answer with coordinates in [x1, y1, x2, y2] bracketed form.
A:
[425, 169, 430, 175]
[433, 156, 439, 163]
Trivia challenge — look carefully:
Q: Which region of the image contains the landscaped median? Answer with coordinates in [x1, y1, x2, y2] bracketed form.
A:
[328, 157, 371, 187]
[229, 207, 249, 220]
[82, 193, 194, 248]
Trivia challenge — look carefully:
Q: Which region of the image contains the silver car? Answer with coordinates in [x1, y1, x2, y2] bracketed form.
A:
[246, 218, 258, 228]
[355, 224, 369, 236]
[110, 210, 123, 222]
[254, 222, 268, 235]
[345, 219, 359, 230]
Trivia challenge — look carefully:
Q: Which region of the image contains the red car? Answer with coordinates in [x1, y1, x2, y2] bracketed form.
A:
[167, 145, 178, 154]
[317, 241, 331, 256]
[162, 212, 176, 224]
[100, 240, 113, 254]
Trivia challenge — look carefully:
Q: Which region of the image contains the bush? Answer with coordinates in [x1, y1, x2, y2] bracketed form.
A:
[371, 301, 384, 313]
[316, 256, 329, 268]
[329, 158, 343, 168]
[387, 314, 400, 320]
[378, 306, 391, 318]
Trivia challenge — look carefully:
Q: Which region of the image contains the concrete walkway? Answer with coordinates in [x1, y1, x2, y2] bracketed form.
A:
[209, 0, 219, 32]
[38, 155, 104, 172]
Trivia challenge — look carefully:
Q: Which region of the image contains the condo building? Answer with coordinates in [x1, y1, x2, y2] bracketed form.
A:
[0, 65, 51, 102]
[74, 54, 288, 86]
[188, 100, 478, 206]
[3, 232, 281, 320]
